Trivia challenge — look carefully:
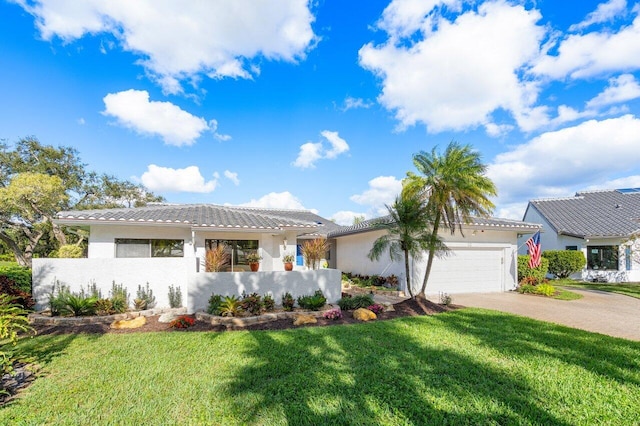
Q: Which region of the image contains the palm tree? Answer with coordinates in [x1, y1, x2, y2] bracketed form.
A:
[368, 193, 443, 298]
[405, 141, 497, 299]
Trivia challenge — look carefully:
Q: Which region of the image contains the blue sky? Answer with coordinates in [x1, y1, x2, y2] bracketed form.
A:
[2, 0, 640, 225]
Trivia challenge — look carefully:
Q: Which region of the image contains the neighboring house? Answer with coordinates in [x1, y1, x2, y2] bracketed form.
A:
[328, 216, 540, 296]
[520, 188, 640, 282]
[32, 204, 344, 312]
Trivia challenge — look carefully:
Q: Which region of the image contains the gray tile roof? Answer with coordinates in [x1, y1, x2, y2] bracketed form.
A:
[526, 189, 640, 238]
[56, 204, 344, 235]
[327, 214, 540, 238]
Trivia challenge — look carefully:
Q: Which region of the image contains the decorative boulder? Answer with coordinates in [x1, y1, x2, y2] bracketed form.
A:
[158, 312, 179, 323]
[353, 308, 377, 322]
[293, 314, 317, 326]
[110, 316, 147, 329]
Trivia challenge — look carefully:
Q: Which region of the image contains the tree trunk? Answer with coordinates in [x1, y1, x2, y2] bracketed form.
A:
[417, 211, 441, 299]
[0, 230, 29, 267]
[403, 249, 414, 299]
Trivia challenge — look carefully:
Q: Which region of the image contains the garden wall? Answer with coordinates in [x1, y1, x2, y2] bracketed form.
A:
[32, 258, 341, 313]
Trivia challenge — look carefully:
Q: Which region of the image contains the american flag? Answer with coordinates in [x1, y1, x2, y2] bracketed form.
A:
[526, 231, 542, 268]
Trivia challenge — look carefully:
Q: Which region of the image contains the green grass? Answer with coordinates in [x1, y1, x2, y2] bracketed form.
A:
[551, 288, 583, 301]
[557, 279, 640, 299]
[3, 310, 640, 425]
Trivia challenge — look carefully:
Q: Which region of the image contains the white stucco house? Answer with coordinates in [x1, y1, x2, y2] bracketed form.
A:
[328, 215, 540, 296]
[519, 188, 640, 282]
[32, 204, 344, 313]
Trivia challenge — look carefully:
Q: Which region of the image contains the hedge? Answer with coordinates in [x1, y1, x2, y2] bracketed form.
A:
[517, 255, 549, 284]
[0, 264, 32, 294]
[542, 250, 586, 278]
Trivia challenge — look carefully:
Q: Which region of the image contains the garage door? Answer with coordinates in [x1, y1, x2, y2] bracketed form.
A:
[422, 248, 504, 294]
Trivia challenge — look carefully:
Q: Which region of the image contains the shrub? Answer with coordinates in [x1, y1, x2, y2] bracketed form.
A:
[517, 255, 549, 284]
[169, 315, 195, 329]
[0, 276, 35, 310]
[58, 294, 98, 317]
[0, 294, 34, 376]
[263, 294, 275, 312]
[367, 304, 385, 315]
[48, 281, 71, 316]
[281, 292, 295, 311]
[542, 250, 586, 278]
[439, 292, 453, 306]
[517, 284, 537, 294]
[241, 292, 263, 315]
[57, 244, 84, 258]
[219, 295, 241, 317]
[337, 294, 374, 311]
[301, 239, 329, 270]
[207, 294, 223, 315]
[323, 308, 343, 320]
[205, 244, 229, 272]
[108, 282, 130, 313]
[535, 283, 556, 297]
[168, 285, 182, 308]
[297, 290, 327, 311]
[136, 283, 156, 310]
[95, 298, 114, 316]
[0, 265, 31, 294]
[83, 281, 102, 299]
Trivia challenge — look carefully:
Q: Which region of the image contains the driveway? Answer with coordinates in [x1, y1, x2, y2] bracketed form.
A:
[452, 288, 640, 341]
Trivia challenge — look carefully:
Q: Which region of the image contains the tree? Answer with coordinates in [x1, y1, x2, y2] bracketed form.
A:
[352, 215, 366, 225]
[367, 193, 444, 298]
[405, 141, 497, 299]
[0, 137, 164, 265]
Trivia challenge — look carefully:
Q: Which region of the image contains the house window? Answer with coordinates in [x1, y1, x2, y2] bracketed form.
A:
[565, 245, 578, 251]
[205, 239, 258, 268]
[587, 246, 618, 270]
[115, 239, 184, 258]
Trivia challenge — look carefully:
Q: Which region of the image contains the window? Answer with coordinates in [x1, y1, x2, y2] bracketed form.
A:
[587, 246, 619, 270]
[565, 245, 578, 251]
[205, 239, 258, 268]
[115, 239, 184, 258]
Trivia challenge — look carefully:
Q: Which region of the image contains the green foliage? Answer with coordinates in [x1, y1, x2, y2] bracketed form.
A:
[0, 276, 35, 310]
[439, 292, 453, 306]
[0, 294, 34, 376]
[297, 290, 327, 311]
[48, 281, 70, 316]
[281, 292, 295, 311]
[517, 283, 556, 297]
[337, 294, 375, 311]
[517, 255, 549, 284]
[241, 292, 263, 315]
[58, 294, 98, 316]
[57, 244, 83, 258]
[168, 285, 182, 308]
[136, 283, 156, 310]
[0, 264, 32, 294]
[207, 294, 223, 315]
[263, 295, 275, 312]
[110, 282, 130, 313]
[542, 250, 586, 278]
[219, 295, 241, 317]
[95, 299, 114, 316]
[517, 284, 537, 294]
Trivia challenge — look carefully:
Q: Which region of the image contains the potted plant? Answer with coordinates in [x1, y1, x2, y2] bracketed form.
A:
[282, 253, 295, 271]
[246, 251, 262, 272]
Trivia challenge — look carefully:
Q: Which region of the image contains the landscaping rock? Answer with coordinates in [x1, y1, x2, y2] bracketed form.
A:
[293, 314, 317, 326]
[353, 308, 377, 321]
[110, 316, 147, 329]
[158, 312, 179, 323]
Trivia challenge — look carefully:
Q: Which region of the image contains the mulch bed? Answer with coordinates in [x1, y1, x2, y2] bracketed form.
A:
[32, 298, 458, 336]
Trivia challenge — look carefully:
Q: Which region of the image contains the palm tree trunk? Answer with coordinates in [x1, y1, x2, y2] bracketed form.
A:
[403, 249, 414, 298]
[418, 211, 441, 299]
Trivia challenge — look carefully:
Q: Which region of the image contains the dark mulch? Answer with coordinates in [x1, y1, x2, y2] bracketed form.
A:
[32, 298, 458, 336]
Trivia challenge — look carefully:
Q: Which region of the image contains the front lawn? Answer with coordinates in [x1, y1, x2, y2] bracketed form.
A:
[2, 309, 639, 425]
[557, 280, 640, 299]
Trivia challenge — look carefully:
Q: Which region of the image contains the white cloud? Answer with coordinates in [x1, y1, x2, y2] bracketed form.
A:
[341, 97, 374, 111]
[360, 1, 546, 133]
[19, 0, 316, 93]
[494, 202, 529, 221]
[330, 211, 370, 226]
[586, 74, 640, 108]
[77, 118, 85, 125]
[377, 0, 462, 39]
[210, 119, 232, 142]
[488, 115, 640, 203]
[350, 176, 403, 216]
[586, 175, 640, 190]
[533, 12, 640, 80]
[139, 165, 218, 193]
[570, 0, 627, 31]
[224, 170, 240, 186]
[102, 89, 214, 146]
[240, 191, 317, 212]
[292, 130, 349, 169]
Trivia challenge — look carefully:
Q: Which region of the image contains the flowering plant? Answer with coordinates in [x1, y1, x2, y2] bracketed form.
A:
[367, 304, 385, 315]
[323, 308, 342, 320]
[169, 315, 196, 329]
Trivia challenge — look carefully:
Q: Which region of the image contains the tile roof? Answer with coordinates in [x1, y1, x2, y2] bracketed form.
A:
[55, 204, 344, 235]
[327, 215, 540, 238]
[526, 189, 640, 238]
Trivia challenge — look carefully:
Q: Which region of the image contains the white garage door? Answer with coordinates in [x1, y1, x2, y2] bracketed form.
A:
[423, 248, 504, 294]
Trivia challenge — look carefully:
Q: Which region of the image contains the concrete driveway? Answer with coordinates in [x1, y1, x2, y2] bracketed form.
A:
[452, 288, 640, 341]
